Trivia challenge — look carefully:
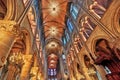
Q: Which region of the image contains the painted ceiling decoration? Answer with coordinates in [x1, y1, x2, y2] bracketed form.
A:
[42, 0, 68, 40]
[41, 0, 69, 70]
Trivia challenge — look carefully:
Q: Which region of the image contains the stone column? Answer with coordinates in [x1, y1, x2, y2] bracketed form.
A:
[43, 49, 48, 80]
[20, 55, 33, 80]
[59, 55, 65, 80]
[63, 50, 70, 79]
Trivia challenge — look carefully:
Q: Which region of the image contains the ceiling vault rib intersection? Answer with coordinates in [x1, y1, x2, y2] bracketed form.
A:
[41, 0, 68, 70]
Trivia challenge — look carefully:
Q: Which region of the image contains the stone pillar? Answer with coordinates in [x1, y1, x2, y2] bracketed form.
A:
[42, 49, 47, 80]
[59, 55, 65, 80]
[20, 55, 33, 80]
[63, 48, 70, 79]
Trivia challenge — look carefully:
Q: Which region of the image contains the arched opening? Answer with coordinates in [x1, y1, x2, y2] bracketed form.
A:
[47, 53, 58, 80]
[94, 39, 120, 80]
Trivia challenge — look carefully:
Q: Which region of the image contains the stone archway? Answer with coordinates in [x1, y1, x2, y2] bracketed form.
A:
[94, 39, 120, 80]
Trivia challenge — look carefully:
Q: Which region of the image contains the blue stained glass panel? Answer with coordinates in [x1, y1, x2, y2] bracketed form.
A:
[51, 69, 53, 76]
[62, 37, 66, 45]
[48, 69, 51, 75]
[73, 5, 78, 14]
[71, 11, 77, 19]
[66, 32, 70, 42]
[67, 19, 74, 33]
[70, 4, 79, 19]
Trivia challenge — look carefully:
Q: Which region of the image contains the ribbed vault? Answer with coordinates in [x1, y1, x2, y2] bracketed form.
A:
[41, 0, 68, 71]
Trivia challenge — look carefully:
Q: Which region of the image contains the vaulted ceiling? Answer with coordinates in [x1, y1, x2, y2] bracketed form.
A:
[42, 0, 68, 40]
[23, 0, 113, 70]
[41, 0, 69, 69]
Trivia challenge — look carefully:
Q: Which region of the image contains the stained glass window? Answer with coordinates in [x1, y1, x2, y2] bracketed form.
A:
[70, 4, 79, 19]
[51, 69, 53, 76]
[67, 19, 74, 33]
[48, 68, 57, 76]
[66, 32, 70, 42]
[62, 37, 67, 45]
